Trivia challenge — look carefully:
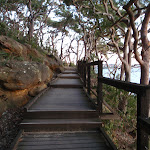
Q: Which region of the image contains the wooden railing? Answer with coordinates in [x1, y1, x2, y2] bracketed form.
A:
[77, 60, 150, 150]
[78, 60, 103, 113]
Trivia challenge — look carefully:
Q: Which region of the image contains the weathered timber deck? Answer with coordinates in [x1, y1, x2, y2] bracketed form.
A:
[12, 68, 115, 150]
[58, 74, 80, 79]
[50, 78, 83, 88]
[28, 88, 93, 111]
[14, 131, 111, 150]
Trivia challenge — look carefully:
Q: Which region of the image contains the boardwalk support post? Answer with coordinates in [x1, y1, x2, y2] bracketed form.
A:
[78, 61, 81, 75]
[97, 61, 103, 114]
[137, 89, 150, 150]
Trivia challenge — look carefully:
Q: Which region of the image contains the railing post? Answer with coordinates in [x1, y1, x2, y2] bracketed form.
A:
[79, 61, 81, 75]
[87, 64, 91, 95]
[81, 61, 83, 80]
[97, 61, 103, 114]
[77, 61, 79, 74]
[83, 61, 86, 87]
[137, 89, 150, 150]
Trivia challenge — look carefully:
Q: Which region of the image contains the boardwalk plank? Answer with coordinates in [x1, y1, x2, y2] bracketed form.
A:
[18, 141, 106, 146]
[58, 74, 80, 79]
[17, 144, 107, 149]
[17, 147, 109, 150]
[29, 88, 94, 111]
[51, 78, 82, 85]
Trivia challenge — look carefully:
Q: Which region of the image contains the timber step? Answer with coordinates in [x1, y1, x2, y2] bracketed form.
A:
[21, 118, 102, 131]
[64, 67, 76, 70]
[58, 75, 80, 79]
[24, 110, 98, 119]
[62, 71, 77, 74]
[58, 76, 80, 79]
[13, 131, 112, 150]
[50, 84, 83, 88]
[50, 78, 82, 88]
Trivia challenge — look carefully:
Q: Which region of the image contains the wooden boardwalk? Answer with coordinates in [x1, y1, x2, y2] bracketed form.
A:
[12, 68, 115, 150]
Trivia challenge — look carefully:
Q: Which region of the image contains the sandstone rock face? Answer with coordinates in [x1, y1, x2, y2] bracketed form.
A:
[46, 55, 64, 73]
[0, 35, 63, 71]
[0, 36, 63, 114]
[0, 61, 53, 90]
[0, 36, 25, 56]
[29, 83, 47, 97]
[0, 88, 30, 115]
[0, 60, 53, 113]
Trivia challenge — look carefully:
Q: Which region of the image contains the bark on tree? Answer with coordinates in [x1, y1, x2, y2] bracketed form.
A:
[60, 32, 65, 59]
[140, 3, 150, 85]
[76, 40, 80, 63]
[124, 2, 150, 85]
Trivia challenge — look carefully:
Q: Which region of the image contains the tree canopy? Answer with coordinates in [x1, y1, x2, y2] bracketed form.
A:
[0, 0, 150, 84]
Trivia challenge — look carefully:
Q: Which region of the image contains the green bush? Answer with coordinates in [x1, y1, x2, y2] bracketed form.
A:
[0, 50, 24, 61]
[102, 84, 137, 149]
[0, 22, 8, 35]
[28, 53, 43, 63]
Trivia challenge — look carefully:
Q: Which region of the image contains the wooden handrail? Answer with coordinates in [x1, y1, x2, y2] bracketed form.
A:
[99, 77, 150, 94]
[86, 61, 100, 66]
[78, 60, 103, 114]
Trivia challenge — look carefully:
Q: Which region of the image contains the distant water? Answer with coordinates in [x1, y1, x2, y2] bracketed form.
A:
[103, 67, 141, 84]
[95, 66, 148, 84]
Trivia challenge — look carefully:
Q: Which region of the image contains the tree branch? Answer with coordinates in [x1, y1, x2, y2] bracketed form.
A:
[141, 3, 150, 52]
[109, 0, 122, 17]
[111, 28, 127, 65]
[123, 1, 143, 65]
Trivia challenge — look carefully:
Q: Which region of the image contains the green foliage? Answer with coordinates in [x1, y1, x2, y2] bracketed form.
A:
[0, 50, 24, 61]
[13, 56, 24, 61]
[0, 22, 26, 45]
[90, 53, 98, 61]
[103, 84, 137, 149]
[29, 0, 49, 13]
[47, 4, 82, 34]
[28, 38, 40, 50]
[63, 0, 73, 6]
[28, 53, 43, 63]
[69, 62, 75, 67]
[0, 22, 8, 36]
[63, 61, 68, 66]
[0, 51, 11, 59]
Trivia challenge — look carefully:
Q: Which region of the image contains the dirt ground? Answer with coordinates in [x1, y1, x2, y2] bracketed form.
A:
[0, 108, 23, 150]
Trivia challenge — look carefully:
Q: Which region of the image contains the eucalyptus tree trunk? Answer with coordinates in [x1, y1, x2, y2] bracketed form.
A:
[51, 34, 55, 55]
[120, 64, 125, 81]
[60, 32, 65, 59]
[76, 40, 80, 63]
[140, 4, 150, 85]
[124, 2, 150, 85]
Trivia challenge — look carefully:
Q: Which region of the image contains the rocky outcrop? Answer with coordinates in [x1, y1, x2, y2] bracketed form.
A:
[0, 61, 53, 90]
[29, 83, 47, 97]
[46, 55, 64, 73]
[0, 36, 27, 57]
[0, 36, 63, 115]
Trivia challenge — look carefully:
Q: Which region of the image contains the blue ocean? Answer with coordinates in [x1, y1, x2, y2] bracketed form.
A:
[94, 65, 150, 84]
[103, 67, 141, 84]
